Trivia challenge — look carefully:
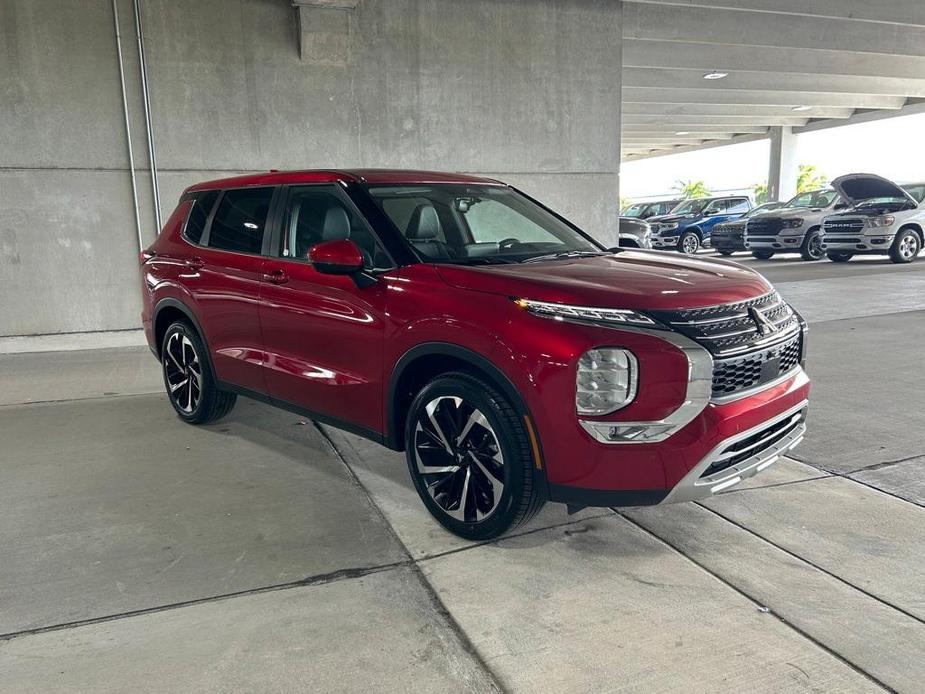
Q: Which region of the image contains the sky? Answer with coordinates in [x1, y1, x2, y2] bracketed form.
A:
[620, 112, 925, 202]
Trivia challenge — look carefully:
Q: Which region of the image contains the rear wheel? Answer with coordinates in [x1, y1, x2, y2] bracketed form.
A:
[800, 229, 824, 261]
[161, 321, 236, 424]
[826, 252, 853, 263]
[889, 228, 921, 264]
[405, 372, 544, 540]
[678, 231, 700, 254]
[752, 250, 774, 260]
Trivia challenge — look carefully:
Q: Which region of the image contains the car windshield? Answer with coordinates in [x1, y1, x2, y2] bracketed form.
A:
[902, 183, 925, 203]
[364, 184, 604, 264]
[669, 199, 708, 216]
[621, 203, 649, 218]
[744, 203, 779, 218]
[783, 190, 839, 209]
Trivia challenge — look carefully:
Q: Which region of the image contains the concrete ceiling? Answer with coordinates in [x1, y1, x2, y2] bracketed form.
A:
[620, 0, 925, 160]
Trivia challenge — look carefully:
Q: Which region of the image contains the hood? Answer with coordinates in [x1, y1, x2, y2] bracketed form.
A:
[618, 217, 649, 234]
[648, 214, 692, 225]
[435, 252, 771, 311]
[713, 219, 747, 231]
[831, 173, 917, 206]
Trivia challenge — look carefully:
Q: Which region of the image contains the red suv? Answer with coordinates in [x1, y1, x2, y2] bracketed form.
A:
[141, 170, 810, 539]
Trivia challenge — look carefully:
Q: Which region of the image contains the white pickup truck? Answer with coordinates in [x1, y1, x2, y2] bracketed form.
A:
[820, 174, 925, 264]
[744, 189, 849, 261]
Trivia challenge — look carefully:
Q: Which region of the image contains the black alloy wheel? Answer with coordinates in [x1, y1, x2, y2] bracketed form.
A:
[161, 321, 236, 424]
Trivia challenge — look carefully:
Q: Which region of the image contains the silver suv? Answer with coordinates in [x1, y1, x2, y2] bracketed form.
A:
[821, 174, 925, 264]
[745, 189, 849, 261]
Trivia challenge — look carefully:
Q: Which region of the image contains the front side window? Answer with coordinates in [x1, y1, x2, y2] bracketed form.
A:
[208, 187, 274, 254]
[183, 190, 219, 245]
[281, 186, 391, 270]
[670, 199, 708, 216]
[703, 199, 727, 215]
[902, 184, 925, 204]
[364, 184, 601, 264]
[621, 203, 647, 218]
[726, 199, 750, 214]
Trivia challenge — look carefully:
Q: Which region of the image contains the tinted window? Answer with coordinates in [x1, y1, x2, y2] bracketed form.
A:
[183, 190, 219, 245]
[208, 187, 274, 254]
[281, 186, 390, 270]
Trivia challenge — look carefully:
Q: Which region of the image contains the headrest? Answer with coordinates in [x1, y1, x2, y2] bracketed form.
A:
[407, 204, 441, 240]
[322, 206, 351, 241]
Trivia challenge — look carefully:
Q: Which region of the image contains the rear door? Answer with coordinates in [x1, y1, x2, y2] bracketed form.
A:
[190, 185, 277, 393]
[257, 184, 394, 435]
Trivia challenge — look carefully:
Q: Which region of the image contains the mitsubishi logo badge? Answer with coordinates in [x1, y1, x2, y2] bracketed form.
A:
[749, 307, 778, 336]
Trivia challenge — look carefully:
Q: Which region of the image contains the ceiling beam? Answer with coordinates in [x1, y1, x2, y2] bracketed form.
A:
[623, 115, 811, 127]
[624, 3, 925, 58]
[621, 133, 769, 161]
[624, 87, 906, 110]
[622, 67, 925, 98]
[623, 39, 925, 81]
[623, 103, 855, 118]
[792, 98, 925, 134]
[622, 124, 769, 134]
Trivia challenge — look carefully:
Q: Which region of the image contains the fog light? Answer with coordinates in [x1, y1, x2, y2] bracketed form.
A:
[576, 348, 637, 415]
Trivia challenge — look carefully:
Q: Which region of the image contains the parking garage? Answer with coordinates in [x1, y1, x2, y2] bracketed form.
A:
[2, 2, 925, 692]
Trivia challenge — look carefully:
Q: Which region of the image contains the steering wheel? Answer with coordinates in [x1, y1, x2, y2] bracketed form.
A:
[498, 238, 520, 251]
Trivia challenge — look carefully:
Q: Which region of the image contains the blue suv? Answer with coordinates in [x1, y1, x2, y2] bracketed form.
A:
[648, 196, 752, 254]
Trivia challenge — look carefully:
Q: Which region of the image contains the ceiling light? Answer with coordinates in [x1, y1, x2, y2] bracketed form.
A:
[791, 105, 812, 112]
[675, 131, 691, 135]
[703, 71, 728, 80]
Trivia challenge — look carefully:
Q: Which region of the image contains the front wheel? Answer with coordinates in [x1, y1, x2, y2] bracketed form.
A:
[800, 229, 824, 261]
[890, 229, 921, 264]
[752, 250, 774, 260]
[405, 372, 545, 540]
[827, 252, 853, 263]
[678, 231, 700, 254]
[161, 321, 237, 424]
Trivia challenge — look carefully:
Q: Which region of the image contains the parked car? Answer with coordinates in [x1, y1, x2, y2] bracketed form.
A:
[141, 169, 809, 540]
[711, 202, 785, 256]
[617, 216, 652, 249]
[821, 174, 925, 264]
[649, 195, 752, 254]
[744, 189, 849, 261]
[621, 199, 682, 220]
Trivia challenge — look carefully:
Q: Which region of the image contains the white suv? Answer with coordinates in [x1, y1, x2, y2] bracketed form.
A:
[820, 174, 925, 264]
[745, 189, 849, 261]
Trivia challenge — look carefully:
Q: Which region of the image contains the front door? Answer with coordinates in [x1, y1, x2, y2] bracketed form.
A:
[258, 185, 394, 435]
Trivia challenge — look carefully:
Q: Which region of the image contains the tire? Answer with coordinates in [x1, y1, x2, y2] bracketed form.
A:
[678, 231, 701, 254]
[404, 372, 545, 540]
[752, 250, 774, 260]
[716, 250, 734, 256]
[161, 321, 237, 424]
[826, 252, 853, 263]
[889, 228, 921, 264]
[800, 228, 824, 261]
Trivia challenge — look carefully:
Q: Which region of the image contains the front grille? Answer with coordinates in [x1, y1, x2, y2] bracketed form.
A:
[649, 291, 801, 358]
[746, 218, 783, 236]
[823, 218, 865, 235]
[822, 237, 861, 244]
[712, 334, 801, 397]
[700, 408, 805, 479]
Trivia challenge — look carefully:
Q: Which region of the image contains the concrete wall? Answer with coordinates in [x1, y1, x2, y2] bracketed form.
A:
[0, 0, 622, 336]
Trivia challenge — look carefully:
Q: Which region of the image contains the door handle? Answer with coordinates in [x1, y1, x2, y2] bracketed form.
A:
[186, 256, 205, 270]
[262, 269, 289, 285]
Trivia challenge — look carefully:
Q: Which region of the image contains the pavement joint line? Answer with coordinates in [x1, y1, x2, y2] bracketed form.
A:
[717, 474, 831, 495]
[787, 454, 925, 510]
[0, 560, 410, 644]
[313, 422, 507, 694]
[0, 391, 163, 409]
[843, 453, 925, 473]
[615, 510, 896, 694]
[692, 501, 925, 628]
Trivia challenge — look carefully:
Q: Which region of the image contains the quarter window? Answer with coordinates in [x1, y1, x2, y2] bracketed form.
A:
[208, 187, 274, 254]
[183, 190, 219, 245]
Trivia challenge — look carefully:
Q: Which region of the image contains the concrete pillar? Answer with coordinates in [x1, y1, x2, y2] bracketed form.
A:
[767, 126, 798, 202]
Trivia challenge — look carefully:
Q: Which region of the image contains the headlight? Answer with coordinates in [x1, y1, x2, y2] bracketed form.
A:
[662, 223, 679, 231]
[780, 218, 804, 231]
[514, 298, 660, 328]
[576, 348, 637, 415]
[867, 215, 895, 228]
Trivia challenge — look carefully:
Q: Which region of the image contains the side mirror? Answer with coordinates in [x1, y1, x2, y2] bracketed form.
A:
[834, 202, 848, 210]
[309, 239, 365, 275]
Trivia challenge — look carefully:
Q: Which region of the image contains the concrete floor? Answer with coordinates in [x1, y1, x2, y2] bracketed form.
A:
[1, 254, 924, 693]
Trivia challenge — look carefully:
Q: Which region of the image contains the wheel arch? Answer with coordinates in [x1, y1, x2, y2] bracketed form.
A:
[152, 298, 208, 360]
[898, 223, 924, 244]
[685, 226, 704, 239]
[386, 342, 531, 452]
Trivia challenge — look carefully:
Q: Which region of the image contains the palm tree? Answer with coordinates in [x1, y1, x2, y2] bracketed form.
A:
[797, 165, 828, 193]
[752, 181, 769, 204]
[674, 180, 711, 198]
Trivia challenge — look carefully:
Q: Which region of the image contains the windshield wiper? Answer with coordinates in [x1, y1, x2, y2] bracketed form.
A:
[521, 251, 607, 264]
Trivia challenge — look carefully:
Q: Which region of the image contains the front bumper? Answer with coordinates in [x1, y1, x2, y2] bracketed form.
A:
[821, 234, 894, 253]
[546, 367, 811, 508]
[747, 233, 805, 251]
[711, 235, 746, 252]
[651, 235, 678, 249]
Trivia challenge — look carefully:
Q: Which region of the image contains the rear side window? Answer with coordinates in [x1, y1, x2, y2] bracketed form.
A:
[208, 187, 274, 254]
[727, 199, 750, 214]
[183, 190, 219, 245]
